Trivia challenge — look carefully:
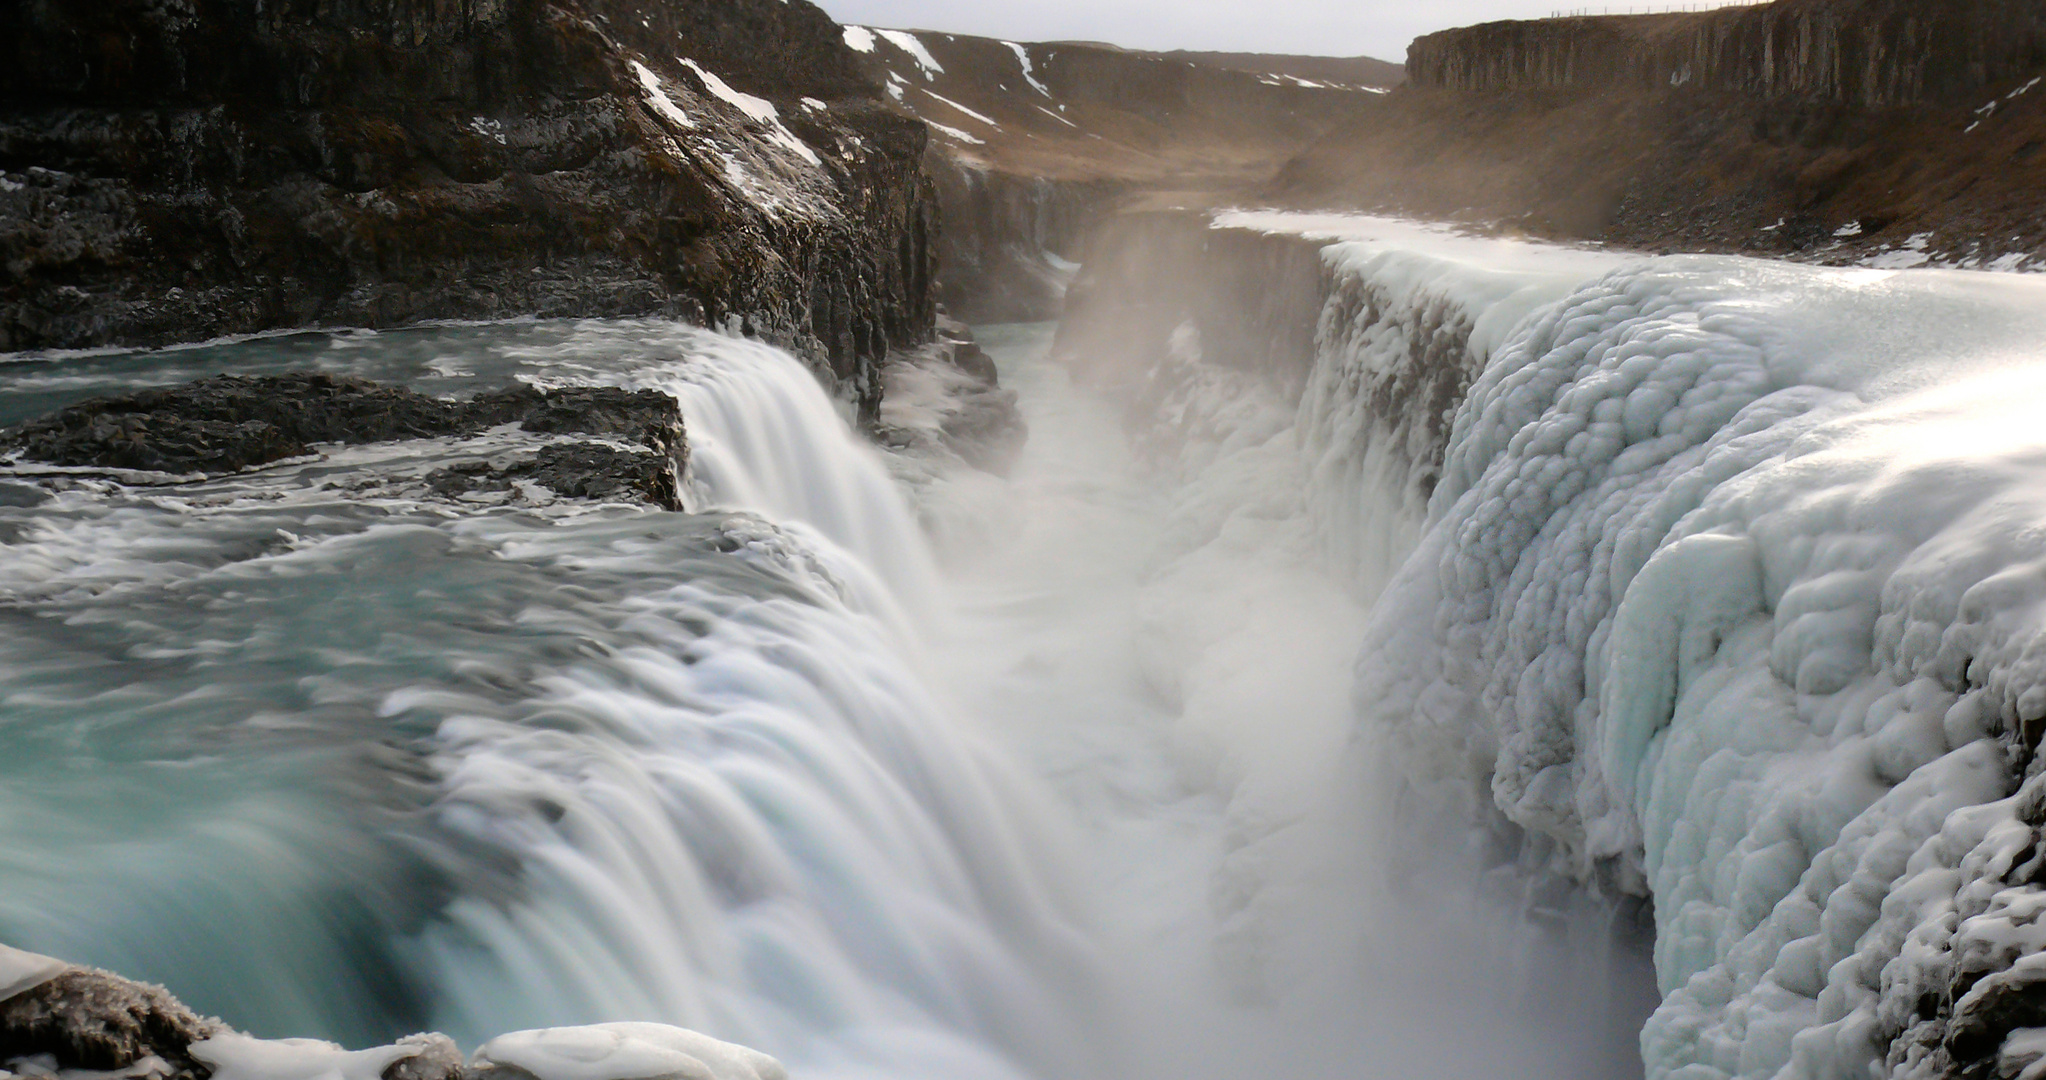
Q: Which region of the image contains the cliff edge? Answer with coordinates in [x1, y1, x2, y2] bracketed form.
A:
[0, 0, 937, 418]
[1268, 0, 2046, 270]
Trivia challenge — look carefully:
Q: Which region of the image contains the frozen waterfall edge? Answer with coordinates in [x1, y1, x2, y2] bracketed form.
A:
[1055, 208, 2046, 1080]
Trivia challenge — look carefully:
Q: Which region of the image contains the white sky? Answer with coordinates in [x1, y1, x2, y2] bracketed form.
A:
[811, 1, 1745, 65]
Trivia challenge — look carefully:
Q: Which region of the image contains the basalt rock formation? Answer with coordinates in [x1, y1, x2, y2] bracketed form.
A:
[0, 0, 937, 419]
[1266, 0, 2046, 270]
[1407, 0, 2046, 107]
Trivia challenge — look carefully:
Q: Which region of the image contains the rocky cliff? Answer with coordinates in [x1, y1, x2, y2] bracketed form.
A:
[845, 28, 1394, 322]
[1408, 0, 2046, 107]
[1267, 0, 2046, 271]
[0, 0, 937, 419]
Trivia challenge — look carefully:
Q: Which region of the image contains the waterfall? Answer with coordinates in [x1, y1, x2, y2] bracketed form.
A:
[1246, 210, 2046, 1080]
[0, 323, 1094, 1080]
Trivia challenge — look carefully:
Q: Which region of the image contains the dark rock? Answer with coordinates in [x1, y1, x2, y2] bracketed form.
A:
[0, 969, 222, 1079]
[1407, 0, 2046, 108]
[426, 442, 683, 511]
[1, 373, 683, 477]
[1264, 0, 2046, 270]
[0, 0, 939, 418]
[516, 386, 686, 464]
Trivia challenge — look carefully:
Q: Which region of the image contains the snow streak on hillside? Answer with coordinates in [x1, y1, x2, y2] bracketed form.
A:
[1219, 212, 2046, 1080]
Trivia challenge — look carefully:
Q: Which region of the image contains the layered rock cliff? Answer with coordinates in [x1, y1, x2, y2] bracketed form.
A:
[1408, 0, 2046, 107]
[1267, 0, 2046, 271]
[0, 0, 937, 418]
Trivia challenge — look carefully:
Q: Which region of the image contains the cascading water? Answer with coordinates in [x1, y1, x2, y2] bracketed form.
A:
[0, 324, 1090, 1080]
[26, 209, 2046, 1080]
[0, 308, 1648, 1080]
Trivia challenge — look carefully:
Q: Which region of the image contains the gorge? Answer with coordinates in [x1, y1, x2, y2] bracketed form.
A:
[6, 2, 2046, 1080]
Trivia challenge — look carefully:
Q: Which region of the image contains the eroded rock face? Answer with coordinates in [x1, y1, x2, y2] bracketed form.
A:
[0, 0, 937, 419]
[1, 374, 683, 478]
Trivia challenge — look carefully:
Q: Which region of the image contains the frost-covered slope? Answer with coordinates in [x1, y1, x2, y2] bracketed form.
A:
[1172, 213, 2046, 1079]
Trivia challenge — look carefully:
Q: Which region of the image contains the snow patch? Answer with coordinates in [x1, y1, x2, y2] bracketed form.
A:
[628, 60, 694, 131]
[1003, 41, 1052, 96]
[1034, 104, 1078, 129]
[841, 25, 876, 53]
[920, 89, 999, 127]
[925, 121, 985, 145]
[874, 29, 943, 79]
[678, 58, 819, 165]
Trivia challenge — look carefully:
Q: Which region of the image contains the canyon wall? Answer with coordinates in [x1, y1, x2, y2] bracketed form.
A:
[1052, 211, 1328, 400]
[1408, 0, 2046, 107]
[0, 0, 936, 418]
[847, 28, 1392, 322]
[1270, 0, 2046, 271]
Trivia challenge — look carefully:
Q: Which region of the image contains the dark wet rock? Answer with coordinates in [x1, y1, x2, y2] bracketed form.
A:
[0, 969, 222, 1079]
[514, 386, 685, 462]
[1, 374, 683, 477]
[426, 442, 683, 511]
[0, 0, 938, 418]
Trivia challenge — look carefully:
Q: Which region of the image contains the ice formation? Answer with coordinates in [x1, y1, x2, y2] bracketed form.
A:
[188, 1033, 429, 1080]
[472, 1024, 786, 1080]
[0, 945, 64, 1001]
[1227, 210, 2046, 1078]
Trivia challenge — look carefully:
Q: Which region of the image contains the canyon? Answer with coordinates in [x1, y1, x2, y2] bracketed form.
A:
[7, 2, 2046, 1080]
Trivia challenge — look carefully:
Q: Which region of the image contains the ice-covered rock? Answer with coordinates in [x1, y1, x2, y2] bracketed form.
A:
[1, 951, 786, 1080]
[1266, 211, 2046, 1079]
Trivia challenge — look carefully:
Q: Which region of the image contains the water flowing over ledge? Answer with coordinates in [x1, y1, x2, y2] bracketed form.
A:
[0, 323, 1087, 1080]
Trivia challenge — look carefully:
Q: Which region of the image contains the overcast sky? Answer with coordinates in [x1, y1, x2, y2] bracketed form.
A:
[810, 1, 1668, 64]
